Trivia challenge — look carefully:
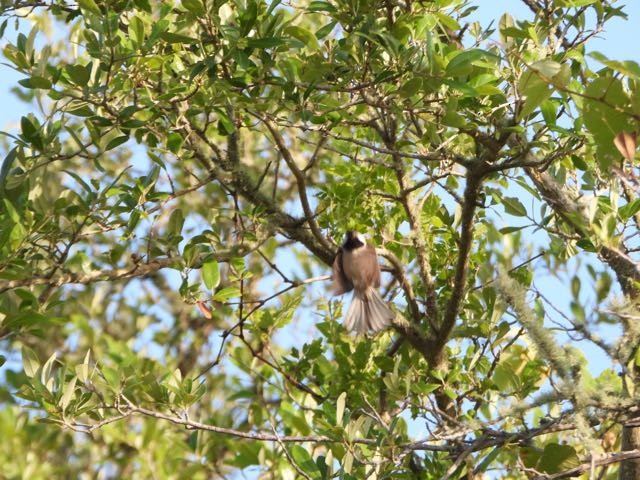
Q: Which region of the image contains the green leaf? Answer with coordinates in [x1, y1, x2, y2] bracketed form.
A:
[213, 287, 241, 302]
[518, 72, 551, 120]
[492, 362, 520, 392]
[40, 352, 57, 393]
[77, 0, 101, 14]
[202, 261, 221, 290]
[442, 78, 478, 97]
[503, 197, 527, 217]
[620, 199, 640, 220]
[22, 346, 40, 378]
[217, 114, 235, 136]
[342, 452, 354, 474]
[590, 51, 640, 78]
[518, 60, 569, 120]
[129, 16, 145, 46]
[134, 0, 152, 12]
[583, 77, 629, 168]
[520, 446, 543, 468]
[18, 76, 51, 89]
[499, 225, 526, 234]
[537, 443, 580, 473]
[102, 366, 121, 388]
[0, 19, 8, 40]
[446, 49, 496, 77]
[239, 0, 258, 36]
[285, 26, 319, 50]
[435, 12, 460, 30]
[68, 105, 94, 117]
[168, 208, 185, 236]
[125, 210, 141, 238]
[160, 32, 198, 44]
[59, 376, 78, 412]
[20, 116, 41, 149]
[290, 445, 321, 478]
[399, 77, 422, 97]
[540, 100, 557, 125]
[25, 25, 37, 59]
[530, 59, 562, 78]
[0, 147, 17, 192]
[564, 0, 597, 6]
[182, 0, 205, 14]
[307, 1, 337, 12]
[315, 21, 337, 40]
[475, 447, 501, 473]
[76, 350, 91, 383]
[247, 37, 287, 49]
[105, 135, 129, 151]
[280, 401, 311, 435]
[336, 391, 346, 425]
[66, 64, 90, 86]
[3, 198, 21, 223]
[167, 132, 183, 153]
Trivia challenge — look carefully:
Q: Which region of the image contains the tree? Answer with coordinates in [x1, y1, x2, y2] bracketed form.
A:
[1, 0, 640, 477]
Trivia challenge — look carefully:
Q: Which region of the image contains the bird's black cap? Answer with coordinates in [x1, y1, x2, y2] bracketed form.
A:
[343, 230, 365, 250]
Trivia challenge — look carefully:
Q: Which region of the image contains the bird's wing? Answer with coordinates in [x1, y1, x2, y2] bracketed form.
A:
[332, 249, 353, 295]
[362, 244, 382, 288]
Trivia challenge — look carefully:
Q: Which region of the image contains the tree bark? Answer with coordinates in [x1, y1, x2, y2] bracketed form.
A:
[619, 360, 640, 480]
[620, 421, 640, 480]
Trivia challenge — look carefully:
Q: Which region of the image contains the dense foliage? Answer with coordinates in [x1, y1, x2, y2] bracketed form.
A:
[1, 0, 640, 478]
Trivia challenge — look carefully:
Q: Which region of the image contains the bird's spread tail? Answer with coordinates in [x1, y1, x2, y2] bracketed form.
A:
[344, 288, 394, 334]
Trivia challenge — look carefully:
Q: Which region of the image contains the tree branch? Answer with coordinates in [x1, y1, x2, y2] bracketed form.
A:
[188, 134, 335, 266]
[430, 169, 484, 365]
[260, 117, 334, 254]
[0, 236, 272, 295]
[526, 167, 640, 296]
[538, 449, 640, 479]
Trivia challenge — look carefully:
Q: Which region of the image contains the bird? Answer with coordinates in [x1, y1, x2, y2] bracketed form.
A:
[332, 231, 395, 334]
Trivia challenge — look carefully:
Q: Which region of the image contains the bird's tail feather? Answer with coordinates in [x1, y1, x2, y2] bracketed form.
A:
[344, 288, 394, 334]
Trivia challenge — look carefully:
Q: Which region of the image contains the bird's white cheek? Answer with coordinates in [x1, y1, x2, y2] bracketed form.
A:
[355, 232, 367, 244]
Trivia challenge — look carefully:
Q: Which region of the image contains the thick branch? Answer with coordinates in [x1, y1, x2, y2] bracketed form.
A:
[430, 170, 483, 365]
[386, 139, 437, 327]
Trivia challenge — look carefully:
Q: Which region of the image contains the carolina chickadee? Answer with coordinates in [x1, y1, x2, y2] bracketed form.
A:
[332, 231, 395, 333]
